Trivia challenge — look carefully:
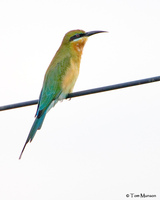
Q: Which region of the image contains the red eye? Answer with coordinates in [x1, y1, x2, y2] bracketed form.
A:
[69, 34, 81, 41]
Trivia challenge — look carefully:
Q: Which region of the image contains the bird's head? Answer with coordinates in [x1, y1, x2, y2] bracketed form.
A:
[62, 29, 107, 54]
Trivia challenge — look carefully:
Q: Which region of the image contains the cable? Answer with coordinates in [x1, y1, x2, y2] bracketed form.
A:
[0, 75, 160, 111]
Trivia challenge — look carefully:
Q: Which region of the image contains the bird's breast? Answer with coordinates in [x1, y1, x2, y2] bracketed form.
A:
[61, 58, 80, 94]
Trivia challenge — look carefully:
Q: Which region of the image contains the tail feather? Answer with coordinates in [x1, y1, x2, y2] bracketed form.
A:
[19, 113, 46, 159]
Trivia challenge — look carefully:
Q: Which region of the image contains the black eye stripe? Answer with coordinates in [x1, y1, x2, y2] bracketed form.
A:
[69, 33, 85, 41]
[76, 34, 80, 37]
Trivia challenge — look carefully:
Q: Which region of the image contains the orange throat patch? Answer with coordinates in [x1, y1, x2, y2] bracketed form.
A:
[72, 37, 88, 55]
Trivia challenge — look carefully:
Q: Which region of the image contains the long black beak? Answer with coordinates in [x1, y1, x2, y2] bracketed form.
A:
[85, 30, 108, 37]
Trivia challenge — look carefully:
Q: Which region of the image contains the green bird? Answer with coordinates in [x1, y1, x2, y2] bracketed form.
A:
[19, 29, 106, 159]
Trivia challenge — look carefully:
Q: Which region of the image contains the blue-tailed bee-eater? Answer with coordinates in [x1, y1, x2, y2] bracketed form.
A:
[19, 29, 106, 159]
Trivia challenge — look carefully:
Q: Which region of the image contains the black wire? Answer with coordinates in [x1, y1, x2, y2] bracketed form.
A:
[0, 75, 160, 111]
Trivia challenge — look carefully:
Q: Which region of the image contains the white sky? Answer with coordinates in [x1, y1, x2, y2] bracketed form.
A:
[0, 0, 160, 199]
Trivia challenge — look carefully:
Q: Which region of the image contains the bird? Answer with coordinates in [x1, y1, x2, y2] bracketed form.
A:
[19, 29, 106, 159]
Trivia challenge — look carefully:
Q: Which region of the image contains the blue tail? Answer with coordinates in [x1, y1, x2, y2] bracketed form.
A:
[19, 112, 46, 159]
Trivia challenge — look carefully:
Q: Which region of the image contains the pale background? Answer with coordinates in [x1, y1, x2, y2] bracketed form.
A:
[0, 0, 160, 199]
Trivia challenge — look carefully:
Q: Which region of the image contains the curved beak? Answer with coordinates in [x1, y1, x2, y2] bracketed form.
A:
[85, 30, 108, 37]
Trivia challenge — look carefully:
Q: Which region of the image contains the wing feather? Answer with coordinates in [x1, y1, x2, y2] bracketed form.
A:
[36, 56, 70, 118]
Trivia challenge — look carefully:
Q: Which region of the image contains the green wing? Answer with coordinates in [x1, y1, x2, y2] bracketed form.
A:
[36, 56, 70, 118]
